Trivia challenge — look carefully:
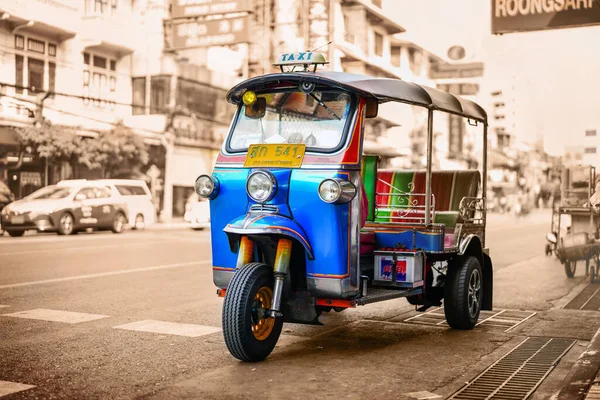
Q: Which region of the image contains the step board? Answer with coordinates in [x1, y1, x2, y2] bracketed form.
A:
[355, 287, 423, 306]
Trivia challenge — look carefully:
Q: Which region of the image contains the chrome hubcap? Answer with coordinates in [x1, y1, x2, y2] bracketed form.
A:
[468, 269, 481, 318]
[61, 215, 73, 233]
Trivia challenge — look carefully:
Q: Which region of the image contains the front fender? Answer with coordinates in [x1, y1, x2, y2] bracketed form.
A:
[224, 214, 314, 260]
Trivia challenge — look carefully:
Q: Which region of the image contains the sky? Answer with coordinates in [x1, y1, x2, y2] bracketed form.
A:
[386, 0, 600, 156]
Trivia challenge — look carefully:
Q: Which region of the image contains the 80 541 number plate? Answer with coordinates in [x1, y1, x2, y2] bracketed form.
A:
[244, 144, 306, 168]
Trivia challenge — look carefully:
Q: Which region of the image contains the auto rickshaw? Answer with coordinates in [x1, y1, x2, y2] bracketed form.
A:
[195, 52, 494, 361]
[545, 165, 600, 280]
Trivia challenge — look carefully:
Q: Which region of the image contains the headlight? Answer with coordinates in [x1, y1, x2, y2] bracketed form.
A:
[195, 175, 219, 199]
[318, 178, 356, 204]
[246, 171, 277, 203]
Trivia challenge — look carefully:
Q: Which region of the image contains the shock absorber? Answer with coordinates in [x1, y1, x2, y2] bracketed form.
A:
[269, 238, 292, 318]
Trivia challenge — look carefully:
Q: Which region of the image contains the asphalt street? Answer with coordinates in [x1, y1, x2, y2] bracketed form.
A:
[0, 210, 598, 400]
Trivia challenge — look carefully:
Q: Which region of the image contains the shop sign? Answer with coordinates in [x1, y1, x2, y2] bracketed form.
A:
[172, 0, 249, 19]
[492, 0, 600, 34]
[170, 16, 249, 49]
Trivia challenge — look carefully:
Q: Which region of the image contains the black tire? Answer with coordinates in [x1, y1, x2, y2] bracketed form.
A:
[57, 212, 75, 235]
[565, 261, 576, 278]
[112, 213, 127, 234]
[7, 230, 25, 237]
[222, 262, 283, 362]
[444, 256, 483, 330]
[133, 214, 145, 230]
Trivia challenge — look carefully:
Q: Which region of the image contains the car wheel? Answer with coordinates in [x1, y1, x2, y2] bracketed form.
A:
[133, 214, 145, 230]
[7, 230, 25, 237]
[57, 212, 75, 235]
[112, 213, 127, 234]
[565, 261, 576, 278]
[444, 256, 482, 330]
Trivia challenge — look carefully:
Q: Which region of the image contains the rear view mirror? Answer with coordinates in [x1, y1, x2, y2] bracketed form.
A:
[244, 97, 266, 119]
[365, 98, 378, 118]
[546, 232, 557, 244]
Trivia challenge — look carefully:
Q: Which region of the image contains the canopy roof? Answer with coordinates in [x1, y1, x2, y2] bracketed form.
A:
[227, 71, 487, 123]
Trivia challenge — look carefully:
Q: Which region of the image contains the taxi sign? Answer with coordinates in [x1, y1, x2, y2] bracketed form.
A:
[244, 144, 306, 168]
[273, 52, 328, 72]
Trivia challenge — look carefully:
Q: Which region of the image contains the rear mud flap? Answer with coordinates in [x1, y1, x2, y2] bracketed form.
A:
[283, 291, 323, 326]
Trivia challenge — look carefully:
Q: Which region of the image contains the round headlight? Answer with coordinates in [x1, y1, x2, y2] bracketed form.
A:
[195, 175, 216, 199]
[246, 171, 276, 203]
[318, 179, 356, 204]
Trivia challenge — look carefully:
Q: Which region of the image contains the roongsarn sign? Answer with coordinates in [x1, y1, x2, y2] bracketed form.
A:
[492, 0, 600, 34]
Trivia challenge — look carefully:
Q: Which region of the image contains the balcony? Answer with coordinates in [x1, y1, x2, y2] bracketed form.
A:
[0, 0, 80, 42]
[80, 14, 135, 57]
[341, 0, 405, 34]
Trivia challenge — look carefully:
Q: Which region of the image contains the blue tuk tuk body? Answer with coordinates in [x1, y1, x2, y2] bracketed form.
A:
[196, 53, 493, 362]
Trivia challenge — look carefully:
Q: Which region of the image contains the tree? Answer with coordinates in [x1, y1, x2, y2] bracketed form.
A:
[79, 122, 149, 178]
[14, 122, 81, 185]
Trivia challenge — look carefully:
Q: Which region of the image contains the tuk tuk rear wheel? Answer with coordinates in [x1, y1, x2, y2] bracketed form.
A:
[222, 262, 283, 362]
[565, 261, 576, 278]
[444, 256, 482, 330]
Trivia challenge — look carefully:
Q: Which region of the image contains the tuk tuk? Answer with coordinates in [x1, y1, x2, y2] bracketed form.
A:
[546, 165, 600, 279]
[195, 52, 494, 361]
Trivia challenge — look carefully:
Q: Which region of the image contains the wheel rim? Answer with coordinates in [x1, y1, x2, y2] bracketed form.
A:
[250, 286, 275, 341]
[61, 214, 73, 234]
[468, 269, 482, 318]
[115, 215, 125, 232]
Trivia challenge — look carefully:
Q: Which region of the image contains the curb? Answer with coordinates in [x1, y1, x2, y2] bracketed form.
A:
[556, 327, 600, 399]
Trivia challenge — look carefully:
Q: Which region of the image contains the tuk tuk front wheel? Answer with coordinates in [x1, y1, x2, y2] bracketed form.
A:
[444, 256, 482, 330]
[565, 261, 576, 278]
[222, 262, 283, 362]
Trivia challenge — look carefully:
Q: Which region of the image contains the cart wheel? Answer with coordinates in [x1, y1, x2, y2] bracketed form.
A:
[444, 256, 482, 330]
[565, 261, 576, 278]
[591, 265, 597, 284]
[222, 262, 283, 362]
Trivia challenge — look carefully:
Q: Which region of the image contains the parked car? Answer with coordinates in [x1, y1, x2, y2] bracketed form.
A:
[184, 195, 210, 230]
[59, 179, 155, 230]
[0, 182, 128, 237]
[0, 181, 15, 235]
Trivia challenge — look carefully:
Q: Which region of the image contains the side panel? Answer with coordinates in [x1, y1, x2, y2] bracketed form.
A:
[210, 169, 249, 272]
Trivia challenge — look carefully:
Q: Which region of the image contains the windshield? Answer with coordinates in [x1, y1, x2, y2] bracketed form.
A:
[27, 186, 74, 200]
[227, 90, 353, 152]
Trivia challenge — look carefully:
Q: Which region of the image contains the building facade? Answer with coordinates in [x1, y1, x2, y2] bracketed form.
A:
[0, 0, 239, 220]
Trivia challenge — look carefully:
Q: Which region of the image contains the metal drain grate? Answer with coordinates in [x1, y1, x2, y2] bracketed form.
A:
[404, 308, 536, 333]
[450, 337, 576, 400]
[564, 283, 600, 310]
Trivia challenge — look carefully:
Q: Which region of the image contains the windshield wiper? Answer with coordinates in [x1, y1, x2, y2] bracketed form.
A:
[309, 93, 341, 120]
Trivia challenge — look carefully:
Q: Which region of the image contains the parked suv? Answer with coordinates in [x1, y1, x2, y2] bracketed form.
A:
[59, 179, 156, 230]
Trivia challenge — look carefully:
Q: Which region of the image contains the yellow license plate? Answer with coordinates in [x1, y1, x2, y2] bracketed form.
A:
[244, 144, 306, 168]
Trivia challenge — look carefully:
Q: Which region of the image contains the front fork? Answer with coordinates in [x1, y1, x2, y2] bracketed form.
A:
[237, 236, 292, 318]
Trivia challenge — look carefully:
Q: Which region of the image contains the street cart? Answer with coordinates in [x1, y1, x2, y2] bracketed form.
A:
[546, 165, 600, 279]
[196, 52, 494, 361]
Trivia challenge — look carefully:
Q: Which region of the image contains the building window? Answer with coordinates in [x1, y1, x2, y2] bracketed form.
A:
[83, 52, 117, 109]
[585, 147, 597, 154]
[132, 77, 146, 115]
[150, 76, 170, 114]
[15, 35, 24, 50]
[13, 34, 56, 96]
[391, 46, 401, 67]
[87, 0, 117, 15]
[586, 129, 597, 137]
[374, 32, 384, 57]
[110, 60, 116, 71]
[28, 39, 45, 54]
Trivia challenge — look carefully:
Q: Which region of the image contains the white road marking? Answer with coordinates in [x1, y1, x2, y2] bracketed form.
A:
[0, 381, 36, 397]
[402, 391, 442, 400]
[0, 260, 210, 289]
[0, 239, 179, 257]
[113, 320, 221, 337]
[2, 308, 109, 324]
